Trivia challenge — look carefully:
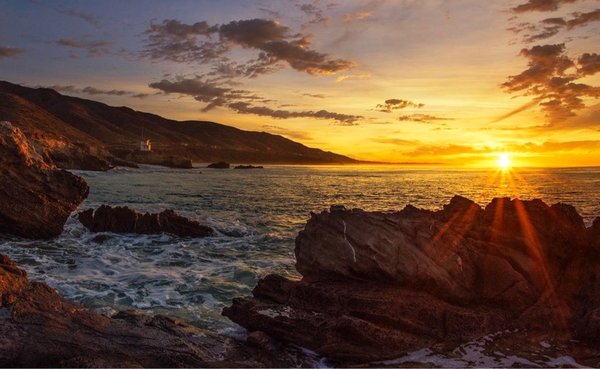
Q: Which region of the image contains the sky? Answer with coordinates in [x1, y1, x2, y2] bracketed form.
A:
[0, 0, 599, 167]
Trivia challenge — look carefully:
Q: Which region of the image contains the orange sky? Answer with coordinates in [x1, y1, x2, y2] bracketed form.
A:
[1, 0, 599, 167]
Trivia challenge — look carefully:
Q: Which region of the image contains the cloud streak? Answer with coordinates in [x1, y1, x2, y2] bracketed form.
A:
[149, 76, 362, 124]
[0, 46, 23, 59]
[376, 99, 424, 113]
[511, 0, 580, 13]
[398, 114, 453, 124]
[56, 38, 111, 57]
[44, 84, 151, 98]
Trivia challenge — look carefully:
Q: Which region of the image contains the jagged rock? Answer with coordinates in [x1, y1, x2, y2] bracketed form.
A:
[0, 121, 89, 239]
[0, 253, 315, 367]
[78, 206, 213, 237]
[223, 196, 600, 364]
[207, 161, 230, 169]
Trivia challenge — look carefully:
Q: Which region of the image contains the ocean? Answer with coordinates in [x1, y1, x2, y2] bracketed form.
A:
[1, 165, 599, 336]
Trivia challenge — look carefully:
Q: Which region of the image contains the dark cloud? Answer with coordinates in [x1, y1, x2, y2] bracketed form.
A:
[511, 0, 580, 13]
[148, 77, 260, 112]
[376, 99, 424, 113]
[578, 53, 600, 75]
[44, 84, 151, 98]
[149, 76, 360, 124]
[398, 114, 453, 123]
[510, 10, 600, 43]
[0, 46, 24, 59]
[143, 18, 355, 76]
[502, 44, 600, 124]
[229, 102, 362, 125]
[566, 9, 600, 29]
[55, 38, 111, 57]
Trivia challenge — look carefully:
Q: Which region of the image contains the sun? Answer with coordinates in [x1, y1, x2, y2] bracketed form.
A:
[497, 153, 511, 169]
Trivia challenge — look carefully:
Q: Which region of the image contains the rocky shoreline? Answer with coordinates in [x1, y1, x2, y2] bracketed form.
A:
[224, 197, 600, 366]
[1, 121, 600, 367]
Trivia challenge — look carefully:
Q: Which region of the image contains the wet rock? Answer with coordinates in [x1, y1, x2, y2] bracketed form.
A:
[224, 196, 600, 364]
[0, 253, 314, 368]
[0, 121, 89, 239]
[79, 206, 214, 237]
[207, 161, 230, 169]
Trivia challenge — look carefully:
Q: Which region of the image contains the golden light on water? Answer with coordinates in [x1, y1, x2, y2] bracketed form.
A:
[497, 153, 511, 170]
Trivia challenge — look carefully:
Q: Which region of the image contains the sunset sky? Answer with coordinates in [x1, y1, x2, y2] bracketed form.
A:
[1, 0, 599, 167]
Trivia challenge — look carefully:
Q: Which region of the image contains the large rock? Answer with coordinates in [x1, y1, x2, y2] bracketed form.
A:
[0, 253, 313, 367]
[79, 205, 214, 237]
[223, 196, 600, 364]
[0, 121, 89, 239]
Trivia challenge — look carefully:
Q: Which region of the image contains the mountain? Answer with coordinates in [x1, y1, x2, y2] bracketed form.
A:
[0, 81, 357, 169]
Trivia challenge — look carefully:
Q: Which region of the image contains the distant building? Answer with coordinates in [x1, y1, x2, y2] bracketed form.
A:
[140, 138, 152, 152]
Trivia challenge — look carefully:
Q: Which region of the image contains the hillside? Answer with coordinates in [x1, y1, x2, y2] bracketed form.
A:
[0, 81, 357, 169]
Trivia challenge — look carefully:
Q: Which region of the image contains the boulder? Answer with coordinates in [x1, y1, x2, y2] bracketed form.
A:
[224, 196, 600, 364]
[78, 206, 214, 237]
[207, 161, 230, 169]
[0, 121, 89, 239]
[0, 253, 312, 367]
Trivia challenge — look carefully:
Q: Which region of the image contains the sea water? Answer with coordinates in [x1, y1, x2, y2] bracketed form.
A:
[1, 165, 599, 334]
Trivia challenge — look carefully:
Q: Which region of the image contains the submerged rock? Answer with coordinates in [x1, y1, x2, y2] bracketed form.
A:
[0, 253, 314, 367]
[223, 195, 600, 365]
[0, 121, 89, 239]
[78, 206, 214, 237]
[207, 161, 230, 169]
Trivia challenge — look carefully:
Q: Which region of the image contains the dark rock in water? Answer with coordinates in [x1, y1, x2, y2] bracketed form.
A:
[207, 161, 230, 169]
[78, 206, 214, 237]
[223, 195, 600, 364]
[0, 253, 316, 367]
[0, 121, 89, 239]
[234, 165, 264, 169]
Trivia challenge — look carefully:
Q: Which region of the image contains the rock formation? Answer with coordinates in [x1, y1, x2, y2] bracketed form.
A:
[0, 121, 89, 239]
[0, 253, 315, 367]
[223, 196, 600, 365]
[207, 161, 230, 169]
[78, 206, 214, 237]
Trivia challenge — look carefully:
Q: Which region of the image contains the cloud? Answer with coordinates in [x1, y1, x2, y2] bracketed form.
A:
[29, 0, 100, 27]
[398, 114, 454, 123]
[0, 46, 23, 59]
[44, 84, 151, 98]
[261, 124, 312, 140]
[143, 18, 355, 76]
[335, 73, 370, 83]
[302, 93, 326, 98]
[229, 102, 362, 125]
[510, 10, 600, 43]
[502, 43, 600, 124]
[511, 0, 580, 13]
[376, 99, 424, 113]
[342, 11, 373, 22]
[55, 38, 111, 57]
[149, 76, 362, 124]
[148, 77, 260, 111]
[298, 3, 329, 27]
[372, 138, 420, 146]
